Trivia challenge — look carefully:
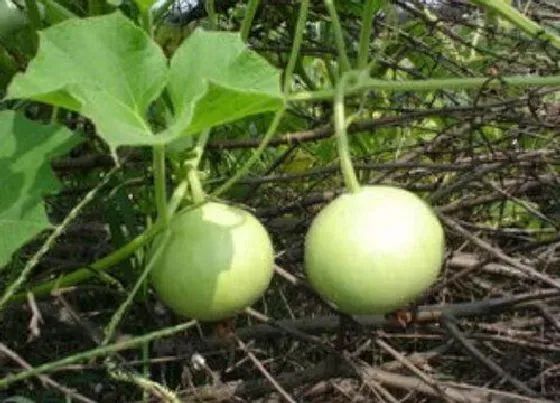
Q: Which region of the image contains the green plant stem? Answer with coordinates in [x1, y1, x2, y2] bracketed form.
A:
[357, 0, 381, 69]
[140, 0, 167, 227]
[0, 166, 119, 312]
[49, 106, 59, 125]
[102, 230, 171, 345]
[7, 180, 191, 306]
[140, 5, 154, 37]
[287, 75, 560, 102]
[107, 360, 181, 402]
[24, 0, 42, 28]
[205, 0, 218, 30]
[141, 341, 150, 402]
[153, 145, 168, 224]
[23, 0, 42, 50]
[240, 0, 260, 42]
[471, 0, 560, 50]
[183, 128, 211, 204]
[211, 107, 285, 197]
[167, 181, 189, 217]
[334, 74, 360, 193]
[283, 0, 309, 94]
[0, 320, 197, 389]
[187, 168, 206, 204]
[193, 128, 211, 168]
[100, 4, 160, 377]
[7, 219, 166, 305]
[324, 0, 351, 73]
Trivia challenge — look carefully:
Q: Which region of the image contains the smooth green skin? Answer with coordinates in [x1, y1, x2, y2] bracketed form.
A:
[151, 202, 275, 322]
[304, 185, 445, 315]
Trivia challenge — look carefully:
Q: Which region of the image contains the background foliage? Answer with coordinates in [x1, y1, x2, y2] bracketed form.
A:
[1, 0, 560, 401]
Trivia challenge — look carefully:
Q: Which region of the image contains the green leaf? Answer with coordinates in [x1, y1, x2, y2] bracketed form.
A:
[6, 15, 285, 154]
[6, 12, 169, 155]
[167, 28, 284, 137]
[0, 111, 80, 268]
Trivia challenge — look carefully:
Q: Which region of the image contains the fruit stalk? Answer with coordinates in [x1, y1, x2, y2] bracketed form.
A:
[185, 128, 211, 204]
[187, 168, 206, 204]
[334, 75, 361, 193]
[324, 0, 351, 73]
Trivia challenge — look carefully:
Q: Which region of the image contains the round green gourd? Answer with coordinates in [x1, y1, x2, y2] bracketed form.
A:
[304, 185, 445, 315]
[151, 202, 275, 322]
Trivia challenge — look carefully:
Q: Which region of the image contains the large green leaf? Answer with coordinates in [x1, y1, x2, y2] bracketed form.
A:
[167, 29, 284, 137]
[6, 12, 168, 155]
[0, 111, 80, 268]
[6, 14, 284, 155]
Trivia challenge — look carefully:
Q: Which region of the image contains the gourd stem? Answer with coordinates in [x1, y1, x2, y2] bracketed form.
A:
[153, 145, 168, 223]
[0, 320, 197, 389]
[283, 0, 309, 94]
[140, 5, 154, 37]
[193, 128, 211, 168]
[102, 229, 171, 346]
[140, 6, 167, 224]
[357, 0, 378, 69]
[7, 219, 167, 305]
[7, 178, 193, 306]
[205, 0, 218, 30]
[470, 0, 560, 50]
[334, 76, 360, 193]
[287, 75, 560, 102]
[187, 168, 206, 204]
[240, 0, 260, 42]
[183, 128, 210, 205]
[324, 0, 351, 73]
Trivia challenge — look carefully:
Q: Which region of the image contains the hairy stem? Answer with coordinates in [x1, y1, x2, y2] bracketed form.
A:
[205, 0, 218, 29]
[287, 75, 560, 102]
[0, 166, 119, 311]
[153, 145, 168, 223]
[324, 0, 351, 73]
[283, 0, 309, 93]
[357, 0, 381, 69]
[240, 0, 260, 42]
[470, 0, 560, 50]
[0, 320, 197, 389]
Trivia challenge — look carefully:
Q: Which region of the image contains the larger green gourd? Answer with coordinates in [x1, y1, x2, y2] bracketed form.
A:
[304, 185, 445, 315]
